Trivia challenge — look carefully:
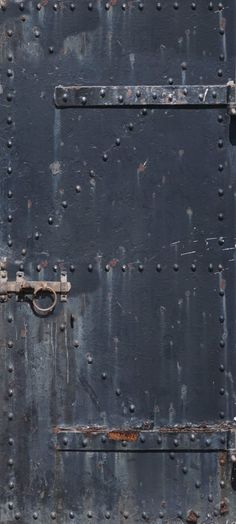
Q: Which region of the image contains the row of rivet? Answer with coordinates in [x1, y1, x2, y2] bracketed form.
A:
[0, 2, 225, 12]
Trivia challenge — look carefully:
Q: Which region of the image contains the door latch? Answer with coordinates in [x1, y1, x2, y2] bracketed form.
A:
[0, 269, 71, 315]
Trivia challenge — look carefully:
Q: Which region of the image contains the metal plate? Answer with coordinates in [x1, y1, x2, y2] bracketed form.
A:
[0, 1, 236, 522]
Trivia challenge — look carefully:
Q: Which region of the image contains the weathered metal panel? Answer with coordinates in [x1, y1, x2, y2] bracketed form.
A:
[0, 0, 236, 522]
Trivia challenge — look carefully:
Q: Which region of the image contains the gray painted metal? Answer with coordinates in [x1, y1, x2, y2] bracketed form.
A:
[0, 0, 236, 523]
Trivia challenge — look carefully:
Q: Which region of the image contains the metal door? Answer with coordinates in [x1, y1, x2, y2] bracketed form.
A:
[0, 1, 236, 522]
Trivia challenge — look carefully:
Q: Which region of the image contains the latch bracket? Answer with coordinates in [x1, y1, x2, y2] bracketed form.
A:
[0, 269, 71, 315]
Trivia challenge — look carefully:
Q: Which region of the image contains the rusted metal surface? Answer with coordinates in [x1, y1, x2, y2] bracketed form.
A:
[0, 0, 236, 522]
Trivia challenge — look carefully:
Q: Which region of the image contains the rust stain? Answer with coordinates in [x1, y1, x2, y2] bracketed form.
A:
[220, 499, 229, 515]
[53, 421, 234, 435]
[186, 510, 198, 523]
[219, 451, 227, 467]
[107, 430, 139, 442]
[137, 161, 147, 174]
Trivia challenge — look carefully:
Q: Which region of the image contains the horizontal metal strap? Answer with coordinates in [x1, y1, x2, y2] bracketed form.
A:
[54, 83, 236, 111]
[53, 426, 232, 451]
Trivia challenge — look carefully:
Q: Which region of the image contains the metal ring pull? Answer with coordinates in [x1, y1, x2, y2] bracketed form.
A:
[32, 285, 57, 315]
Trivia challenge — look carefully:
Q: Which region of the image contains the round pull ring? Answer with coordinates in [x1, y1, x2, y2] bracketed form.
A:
[32, 285, 57, 315]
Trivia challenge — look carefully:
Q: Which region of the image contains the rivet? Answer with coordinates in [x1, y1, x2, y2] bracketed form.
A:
[138, 2, 144, 10]
[8, 389, 13, 397]
[7, 139, 12, 148]
[218, 163, 224, 171]
[142, 108, 147, 115]
[70, 264, 75, 272]
[156, 2, 162, 10]
[105, 264, 110, 272]
[101, 372, 107, 379]
[69, 512, 74, 519]
[218, 237, 224, 245]
[70, 3, 75, 10]
[9, 480, 14, 489]
[88, 1, 93, 9]
[88, 264, 93, 272]
[128, 122, 134, 130]
[7, 93, 13, 101]
[219, 28, 224, 35]
[195, 480, 201, 488]
[219, 315, 224, 323]
[156, 263, 162, 272]
[182, 466, 188, 474]
[169, 451, 175, 459]
[218, 139, 223, 148]
[199, 93, 204, 101]
[219, 53, 225, 61]
[208, 2, 213, 9]
[138, 264, 144, 272]
[118, 95, 124, 103]
[220, 387, 225, 395]
[173, 263, 179, 271]
[101, 435, 107, 443]
[36, 264, 41, 272]
[218, 188, 224, 196]
[105, 512, 111, 519]
[7, 116, 13, 124]
[181, 62, 187, 70]
[35, 231, 40, 240]
[173, 1, 179, 9]
[220, 339, 225, 348]
[87, 511, 93, 518]
[140, 434, 145, 443]
[122, 3, 127, 10]
[205, 438, 211, 447]
[142, 512, 148, 520]
[136, 90, 141, 98]
[191, 2, 196, 8]
[62, 200, 68, 209]
[157, 435, 162, 444]
[6, 164, 12, 173]
[219, 364, 225, 372]
[62, 93, 68, 103]
[53, 3, 58, 10]
[36, 3, 42, 10]
[152, 92, 157, 100]
[34, 30, 40, 38]
[218, 213, 224, 221]
[190, 433, 195, 441]
[15, 513, 21, 520]
[191, 264, 196, 272]
[51, 512, 56, 520]
[123, 511, 129, 518]
[8, 215, 13, 223]
[8, 364, 13, 373]
[8, 458, 13, 466]
[7, 69, 13, 77]
[49, 46, 54, 54]
[76, 185, 81, 193]
[168, 78, 174, 85]
[212, 91, 217, 99]
[174, 438, 179, 447]
[81, 96, 87, 105]
[208, 494, 213, 502]
[219, 411, 225, 419]
[218, 69, 223, 77]
[122, 440, 127, 447]
[33, 513, 38, 520]
[63, 437, 68, 445]
[105, 3, 110, 10]
[7, 29, 13, 37]
[8, 413, 13, 422]
[87, 355, 93, 364]
[82, 438, 88, 448]
[8, 502, 13, 510]
[103, 153, 108, 161]
[159, 511, 164, 519]
[116, 388, 121, 396]
[8, 437, 14, 445]
[220, 480, 225, 487]
[116, 138, 121, 146]
[121, 264, 126, 272]
[48, 217, 53, 225]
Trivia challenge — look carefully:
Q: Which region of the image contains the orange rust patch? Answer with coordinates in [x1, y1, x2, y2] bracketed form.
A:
[107, 430, 139, 442]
